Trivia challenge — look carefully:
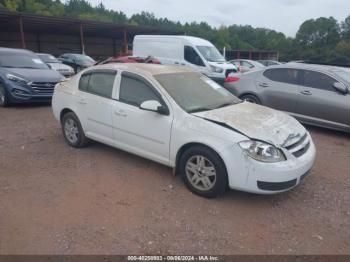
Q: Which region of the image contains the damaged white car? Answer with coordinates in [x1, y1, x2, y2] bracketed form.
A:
[52, 64, 316, 198]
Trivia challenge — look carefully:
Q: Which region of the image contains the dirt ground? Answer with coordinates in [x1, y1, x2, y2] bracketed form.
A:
[0, 105, 349, 255]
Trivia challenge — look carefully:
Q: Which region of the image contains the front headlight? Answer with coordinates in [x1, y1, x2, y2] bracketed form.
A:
[239, 140, 286, 163]
[6, 74, 30, 86]
[210, 65, 224, 73]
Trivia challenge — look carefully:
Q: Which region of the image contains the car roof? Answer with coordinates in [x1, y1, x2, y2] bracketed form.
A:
[88, 63, 195, 76]
[0, 47, 35, 55]
[135, 35, 213, 46]
[274, 62, 348, 73]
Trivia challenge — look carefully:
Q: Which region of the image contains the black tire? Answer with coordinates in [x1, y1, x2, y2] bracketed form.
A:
[75, 66, 81, 73]
[61, 112, 89, 148]
[179, 145, 228, 198]
[240, 94, 261, 104]
[0, 83, 10, 107]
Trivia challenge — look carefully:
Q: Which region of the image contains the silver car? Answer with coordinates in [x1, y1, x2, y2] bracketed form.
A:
[224, 63, 350, 132]
[229, 59, 265, 73]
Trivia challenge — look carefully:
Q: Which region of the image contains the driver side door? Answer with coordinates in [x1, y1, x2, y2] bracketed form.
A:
[112, 72, 173, 165]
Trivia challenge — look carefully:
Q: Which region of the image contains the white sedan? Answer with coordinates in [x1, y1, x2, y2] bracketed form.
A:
[52, 64, 316, 198]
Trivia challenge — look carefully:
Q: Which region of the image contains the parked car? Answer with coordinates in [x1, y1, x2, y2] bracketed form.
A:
[97, 55, 161, 65]
[0, 47, 64, 107]
[52, 63, 315, 198]
[224, 63, 350, 133]
[229, 59, 265, 73]
[258, 60, 282, 66]
[58, 53, 95, 73]
[37, 53, 75, 77]
[133, 35, 237, 84]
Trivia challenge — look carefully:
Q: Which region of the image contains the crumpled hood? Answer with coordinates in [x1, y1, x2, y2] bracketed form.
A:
[5, 68, 63, 82]
[192, 102, 306, 147]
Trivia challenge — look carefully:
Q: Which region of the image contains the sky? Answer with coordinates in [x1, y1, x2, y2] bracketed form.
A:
[86, 0, 349, 37]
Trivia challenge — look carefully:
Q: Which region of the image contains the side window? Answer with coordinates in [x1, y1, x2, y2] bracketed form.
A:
[263, 68, 300, 85]
[79, 70, 116, 98]
[79, 73, 90, 92]
[184, 46, 205, 67]
[241, 61, 253, 68]
[301, 70, 337, 92]
[119, 75, 161, 107]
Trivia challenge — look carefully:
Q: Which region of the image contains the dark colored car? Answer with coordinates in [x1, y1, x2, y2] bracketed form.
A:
[97, 55, 161, 65]
[0, 47, 64, 107]
[58, 53, 96, 73]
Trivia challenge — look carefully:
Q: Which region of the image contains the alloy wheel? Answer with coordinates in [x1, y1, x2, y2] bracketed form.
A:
[64, 118, 79, 144]
[185, 155, 217, 191]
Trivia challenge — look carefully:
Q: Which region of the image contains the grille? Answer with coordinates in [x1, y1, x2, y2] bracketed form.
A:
[283, 133, 310, 158]
[30, 82, 57, 94]
[285, 133, 307, 151]
[225, 69, 237, 77]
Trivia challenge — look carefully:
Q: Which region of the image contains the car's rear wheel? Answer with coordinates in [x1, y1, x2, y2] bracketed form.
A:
[0, 83, 9, 107]
[179, 145, 228, 198]
[61, 112, 89, 148]
[241, 94, 261, 104]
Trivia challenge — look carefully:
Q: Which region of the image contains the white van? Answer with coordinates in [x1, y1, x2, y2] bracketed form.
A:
[133, 35, 237, 82]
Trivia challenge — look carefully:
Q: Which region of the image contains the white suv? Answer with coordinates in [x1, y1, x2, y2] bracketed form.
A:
[52, 63, 316, 198]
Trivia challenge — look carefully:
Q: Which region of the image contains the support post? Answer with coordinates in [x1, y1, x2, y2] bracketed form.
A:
[80, 23, 85, 54]
[19, 16, 26, 49]
[112, 38, 116, 56]
[237, 51, 240, 59]
[123, 28, 128, 55]
[36, 34, 41, 52]
[249, 51, 252, 60]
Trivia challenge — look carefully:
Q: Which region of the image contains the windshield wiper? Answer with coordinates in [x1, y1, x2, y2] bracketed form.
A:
[188, 107, 213, 113]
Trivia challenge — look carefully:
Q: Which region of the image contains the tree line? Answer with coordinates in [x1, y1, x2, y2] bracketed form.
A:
[1, 0, 349, 64]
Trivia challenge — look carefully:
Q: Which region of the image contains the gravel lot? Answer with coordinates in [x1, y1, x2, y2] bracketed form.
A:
[0, 105, 349, 255]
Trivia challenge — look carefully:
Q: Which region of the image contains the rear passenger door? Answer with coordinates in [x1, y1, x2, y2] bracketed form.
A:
[256, 68, 301, 112]
[295, 69, 350, 126]
[76, 69, 117, 144]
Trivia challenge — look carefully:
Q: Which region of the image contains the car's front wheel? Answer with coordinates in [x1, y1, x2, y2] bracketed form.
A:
[179, 145, 228, 198]
[0, 83, 9, 107]
[61, 112, 89, 148]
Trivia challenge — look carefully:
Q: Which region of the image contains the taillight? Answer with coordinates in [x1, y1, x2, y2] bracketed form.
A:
[225, 76, 240, 83]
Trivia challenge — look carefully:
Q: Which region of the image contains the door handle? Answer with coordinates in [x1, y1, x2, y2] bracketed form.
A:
[259, 83, 269, 88]
[77, 99, 87, 105]
[114, 110, 127, 117]
[300, 90, 312, 95]
[174, 62, 180, 65]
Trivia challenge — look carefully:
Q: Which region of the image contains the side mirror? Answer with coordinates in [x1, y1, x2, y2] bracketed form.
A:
[139, 100, 169, 115]
[46, 63, 52, 69]
[333, 82, 348, 94]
